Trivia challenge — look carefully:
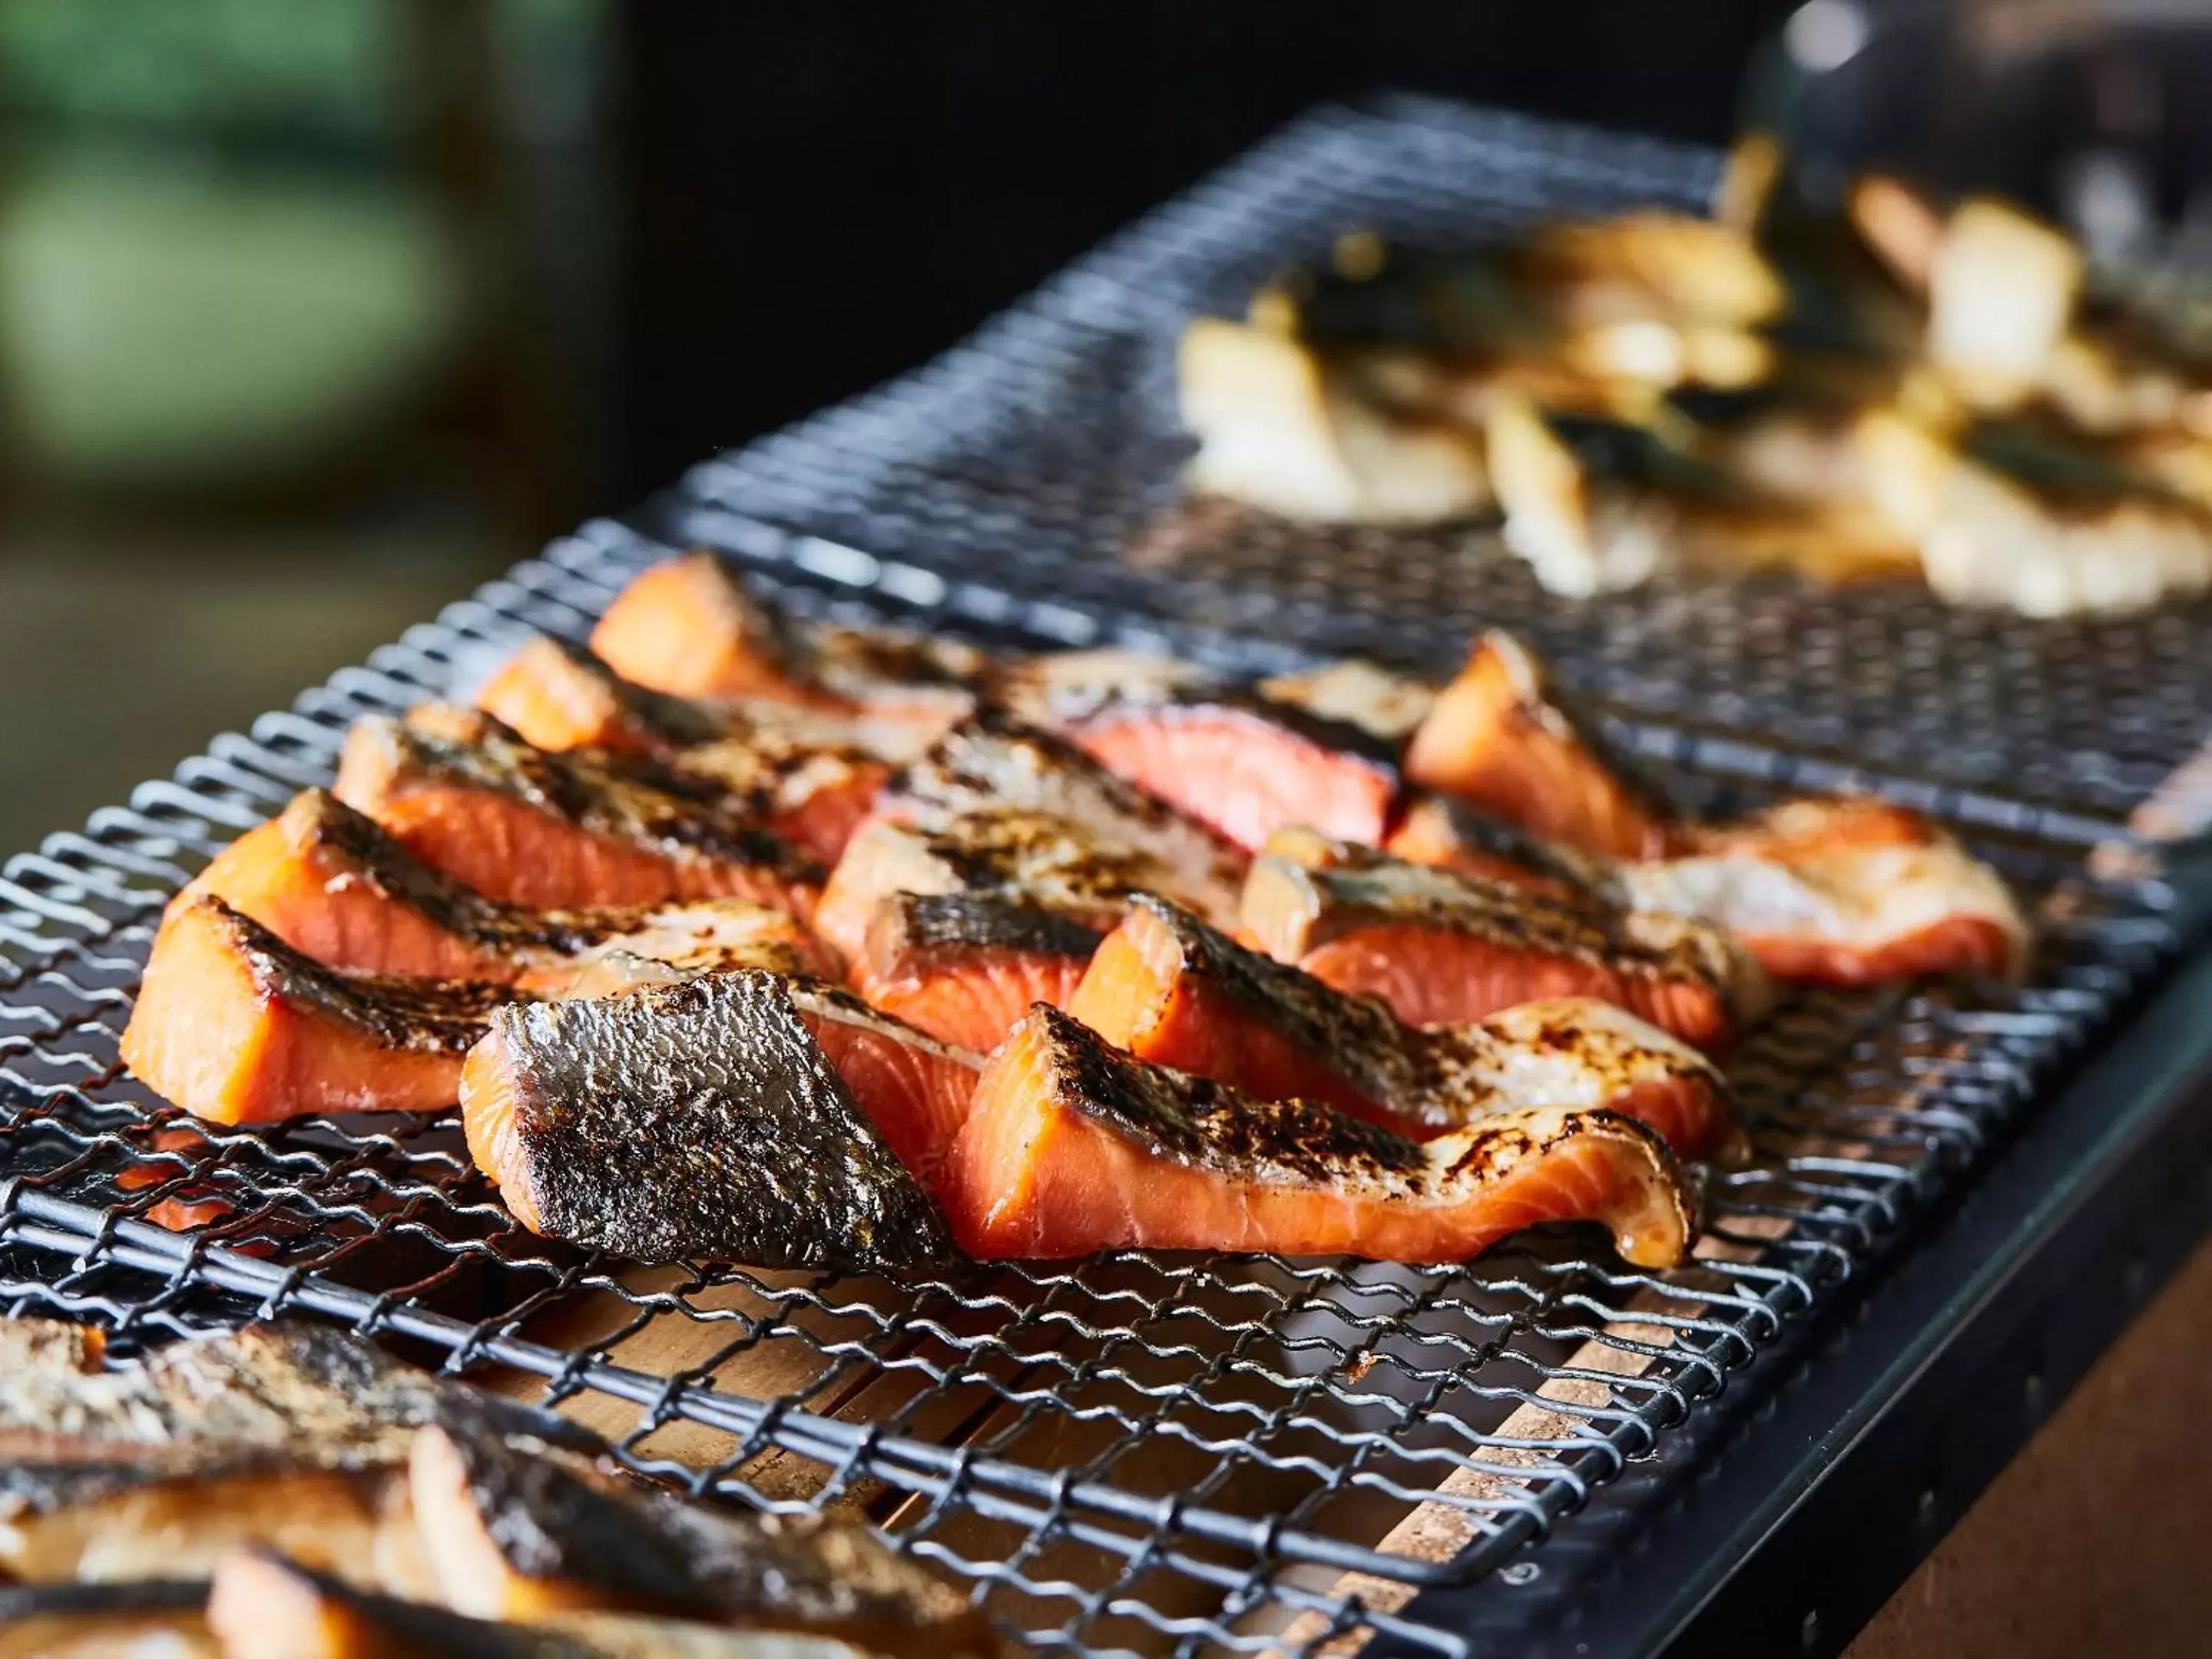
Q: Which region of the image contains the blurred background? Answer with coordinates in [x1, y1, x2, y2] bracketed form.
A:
[0, 0, 1809, 850]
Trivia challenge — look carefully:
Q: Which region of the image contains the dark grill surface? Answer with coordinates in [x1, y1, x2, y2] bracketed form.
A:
[0, 515, 2200, 1657]
[672, 96, 2212, 829]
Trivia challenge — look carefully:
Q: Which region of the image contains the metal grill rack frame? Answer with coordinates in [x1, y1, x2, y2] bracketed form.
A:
[1, 510, 2207, 1658]
[672, 94, 2212, 832]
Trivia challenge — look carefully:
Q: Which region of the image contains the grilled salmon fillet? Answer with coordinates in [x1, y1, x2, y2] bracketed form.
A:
[475, 634, 736, 753]
[1402, 631, 1673, 860]
[948, 1005, 1695, 1267]
[589, 551, 983, 733]
[884, 710, 1247, 925]
[1069, 896, 1734, 1157]
[461, 969, 971, 1263]
[992, 648, 1400, 850]
[855, 892, 1102, 1055]
[1630, 797, 2031, 982]
[1241, 831, 1763, 1051]
[122, 898, 519, 1124]
[171, 789, 831, 986]
[334, 708, 823, 917]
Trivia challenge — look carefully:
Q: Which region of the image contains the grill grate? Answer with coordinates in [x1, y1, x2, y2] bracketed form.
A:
[0, 515, 2198, 1657]
[672, 95, 2212, 831]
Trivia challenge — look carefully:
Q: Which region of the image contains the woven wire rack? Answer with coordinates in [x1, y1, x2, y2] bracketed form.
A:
[674, 94, 2212, 831]
[0, 511, 2197, 1657]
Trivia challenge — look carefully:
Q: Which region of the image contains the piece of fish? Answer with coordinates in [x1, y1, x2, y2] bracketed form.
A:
[121, 897, 520, 1124]
[988, 648, 1400, 852]
[1381, 793, 1602, 898]
[1240, 832, 1761, 1052]
[334, 708, 823, 916]
[1402, 632, 1675, 860]
[1069, 896, 1734, 1158]
[854, 892, 1102, 1055]
[948, 1005, 1694, 1267]
[588, 553, 984, 733]
[883, 710, 1247, 924]
[0, 1580, 214, 1658]
[815, 803, 1189, 962]
[171, 788, 831, 987]
[1634, 797, 2031, 983]
[0, 1319, 577, 1596]
[206, 1547, 888, 1659]
[406, 1421, 996, 1651]
[462, 970, 971, 1264]
[477, 634, 739, 753]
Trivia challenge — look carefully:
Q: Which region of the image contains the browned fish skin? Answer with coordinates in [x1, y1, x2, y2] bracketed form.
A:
[870, 891, 1105, 966]
[339, 709, 823, 886]
[416, 1418, 995, 1651]
[887, 710, 1245, 919]
[0, 1320, 587, 1526]
[472, 972, 954, 1267]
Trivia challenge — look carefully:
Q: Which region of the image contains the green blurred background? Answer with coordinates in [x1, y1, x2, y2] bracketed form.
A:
[0, 0, 615, 850]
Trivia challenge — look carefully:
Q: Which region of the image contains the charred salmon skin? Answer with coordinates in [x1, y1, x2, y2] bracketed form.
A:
[1068, 897, 1734, 1157]
[885, 710, 1247, 923]
[122, 899, 519, 1124]
[461, 969, 971, 1264]
[0, 1319, 580, 1596]
[475, 634, 735, 753]
[1382, 793, 1601, 898]
[855, 892, 1103, 1055]
[1628, 797, 2032, 982]
[589, 551, 983, 733]
[1402, 631, 1674, 859]
[171, 789, 830, 986]
[992, 648, 1399, 850]
[1242, 831, 1763, 1051]
[815, 803, 1197, 962]
[948, 1005, 1695, 1266]
[334, 708, 822, 916]
[404, 1419, 998, 1650]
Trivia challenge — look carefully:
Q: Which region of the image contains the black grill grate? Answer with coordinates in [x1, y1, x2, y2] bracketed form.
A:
[671, 95, 2212, 831]
[0, 514, 2199, 1657]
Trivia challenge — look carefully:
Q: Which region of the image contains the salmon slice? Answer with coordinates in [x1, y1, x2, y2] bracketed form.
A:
[1382, 793, 1596, 899]
[856, 892, 1101, 1053]
[1402, 631, 1673, 859]
[949, 1005, 1695, 1267]
[1070, 897, 1734, 1157]
[589, 551, 984, 733]
[461, 969, 972, 1263]
[885, 710, 1247, 923]
[121, 899, 516, 1124]
[475, 634, 733, 753]
[1627, 798, 2031, 983]
[815, 804, 1197, 963]
[1243, 833, 1764, 1051]
[992, 649, 1399, 850]
[334, 708, 823, 916]
[172, 789, 830, 985]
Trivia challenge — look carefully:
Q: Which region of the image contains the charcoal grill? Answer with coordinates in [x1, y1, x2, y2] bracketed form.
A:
[6, 100, 2212, 1658]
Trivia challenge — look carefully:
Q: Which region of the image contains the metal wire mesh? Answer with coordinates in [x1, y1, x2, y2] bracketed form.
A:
[0, 513, 2194, 1657]
[673, 95, 2212, 830]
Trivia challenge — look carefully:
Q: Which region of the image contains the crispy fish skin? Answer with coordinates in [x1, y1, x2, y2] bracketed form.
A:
[121, 897, 519, 1124]
[885, 710, 1246, 926]
[0, 1320, 582, 1596]
[0, 1580, 214, 1658]
[461, 971, 960, 1267]
[989, 648, 1401, 850]
[409, 1422, 996, 1652]
[815, 806, 1186, 964]
[1402, 632, 1674, 861]
[1240, 833, 1760, 1051]
[949, 1006, 1694, 1267]
[856, 893, 1102, 1055]
[334, 709, 823, 917]
[1071, 898, 1735, 1157]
